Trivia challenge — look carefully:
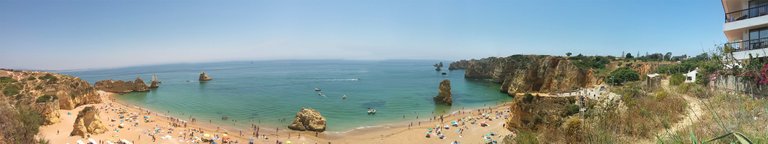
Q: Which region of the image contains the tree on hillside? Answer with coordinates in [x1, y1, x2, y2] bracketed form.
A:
[566, 52, 572, 57]
[625, 53, 634, 59]
[664, 52, 672, 61]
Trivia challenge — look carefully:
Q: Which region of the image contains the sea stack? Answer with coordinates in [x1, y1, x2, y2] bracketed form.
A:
[149, 74, 160, 88]
[288, 107, 327, 132]
[433, 79, 452, 105]
[199, 72, 212, 81]
[70, 106, 106, 137]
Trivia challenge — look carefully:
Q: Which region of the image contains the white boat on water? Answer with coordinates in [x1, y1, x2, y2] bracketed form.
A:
[367, 108, 377, 115]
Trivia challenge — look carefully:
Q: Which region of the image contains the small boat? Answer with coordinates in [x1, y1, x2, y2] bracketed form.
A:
[367, 108, 377, 115]
[342, 95, 347, 100]
[314, 88, 322, 92]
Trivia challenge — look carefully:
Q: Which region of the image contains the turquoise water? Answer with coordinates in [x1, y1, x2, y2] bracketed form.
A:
[64, 60, 511, 131]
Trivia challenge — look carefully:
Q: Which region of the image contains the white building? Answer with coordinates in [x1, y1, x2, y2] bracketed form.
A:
[723, 0, 768, 60]
[685, 68, 698, 83]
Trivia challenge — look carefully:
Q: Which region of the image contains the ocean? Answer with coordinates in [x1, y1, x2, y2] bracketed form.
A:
[63, 60, 512, 131]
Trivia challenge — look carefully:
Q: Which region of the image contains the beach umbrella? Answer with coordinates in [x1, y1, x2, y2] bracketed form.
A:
[286, 141, 292, 144]
[76, 140, 85, 144]
[203, 133, 211, 138]
[88, 138, 97, 144]
[120, 139, 133, 144]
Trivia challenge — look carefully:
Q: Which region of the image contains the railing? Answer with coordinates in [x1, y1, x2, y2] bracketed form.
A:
[725, 4, 768, 22]
[724, 37, 768, 52]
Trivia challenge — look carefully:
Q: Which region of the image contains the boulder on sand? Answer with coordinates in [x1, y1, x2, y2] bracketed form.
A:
[433, 79, 452, 105]
[70, 106, 106, 137]
[287, 107, 327, 132]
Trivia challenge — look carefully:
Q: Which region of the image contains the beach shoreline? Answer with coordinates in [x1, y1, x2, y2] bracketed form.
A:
[38, 90, 514, 143]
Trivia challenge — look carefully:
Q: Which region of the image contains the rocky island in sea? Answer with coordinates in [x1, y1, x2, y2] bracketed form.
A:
[433, 79, 452, 105]
[199, 72, 212, 81]
[94, 77, 150, 93]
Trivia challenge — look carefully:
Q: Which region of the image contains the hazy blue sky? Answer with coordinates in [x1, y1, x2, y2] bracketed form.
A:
[1, 0, 726, 70]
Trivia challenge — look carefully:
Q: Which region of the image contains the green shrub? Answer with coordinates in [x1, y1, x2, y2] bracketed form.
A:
[3, 84, 21, 96]
[565, 104, 580, 116]
[0, 77, 16, 84]
[35, 95, 57, 103]
[669, 74, 685, 86]
[0, 104, 45, 144]
[571, 56, 611, 70]
[655, 90, 669, 101]
[38, 74, 57, 83]
[522, 93, 536, 103]
[606, 67, 640, 85]
[515, 130, 540, 144]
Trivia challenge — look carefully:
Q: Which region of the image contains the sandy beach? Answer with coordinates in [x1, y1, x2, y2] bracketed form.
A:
[37, 91, 513, 144]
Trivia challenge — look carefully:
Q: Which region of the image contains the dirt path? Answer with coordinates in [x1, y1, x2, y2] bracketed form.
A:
[641, 80, 704, 143]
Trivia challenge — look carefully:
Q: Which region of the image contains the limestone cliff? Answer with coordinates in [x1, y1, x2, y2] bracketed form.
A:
[70, 106, 106, 137]
[433, 80, 452, 105]
[94, 77, 149, 93]
[0, 70, 102, 125]
[287, 108, 327, 132]
[449, 55, 598, 95]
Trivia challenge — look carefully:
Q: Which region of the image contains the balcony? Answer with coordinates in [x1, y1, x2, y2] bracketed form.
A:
[725, 4, 768, 23]
[724, 38, 768, 52]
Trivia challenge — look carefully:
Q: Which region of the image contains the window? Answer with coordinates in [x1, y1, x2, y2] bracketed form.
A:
[748, 27, 768, 50]
[749, 0, 768, 17]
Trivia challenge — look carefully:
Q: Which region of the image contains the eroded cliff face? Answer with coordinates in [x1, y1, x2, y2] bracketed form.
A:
[93, 77, 149, 93]
[449, 55, 598, 95]
[0, 70, 102, 125]
[70, 106, 106, 137]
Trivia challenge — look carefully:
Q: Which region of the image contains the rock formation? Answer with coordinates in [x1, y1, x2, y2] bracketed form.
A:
[287, 108, 327, 132]
[94, 77, 149, 93]
[149, 74, 160, 88]
[199, 72, 212, 81]
[70, 106, 106, 137]
[449, 55, 598, 95]
[0, 70, 102, 125]
[149, 80, 160, 88]
[505, 94, 576, 132]
[433, 80, 452, 105]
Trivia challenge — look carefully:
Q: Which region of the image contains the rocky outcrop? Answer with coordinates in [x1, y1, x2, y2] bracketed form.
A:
[287, 108, 327, 132]
[505, 94, 576, 132]
[70, 106, 106, 137]
[448, 60, 471, 70]
[433, 80, 452, 105]
[149, 74, 160, 88]
[94, 77, 149, 93]
[199, 72, 212, 81]
[0, 70, 102, 125]
[149, 80, 160, 88]
[449, 55, 598, 95]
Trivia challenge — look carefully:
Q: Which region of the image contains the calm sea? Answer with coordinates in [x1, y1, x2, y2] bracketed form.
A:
[63, 60, 511, 131]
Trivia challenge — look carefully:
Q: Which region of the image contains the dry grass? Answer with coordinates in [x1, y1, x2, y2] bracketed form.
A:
[660, 88, 768, 143]
[504, 82, 688, 143]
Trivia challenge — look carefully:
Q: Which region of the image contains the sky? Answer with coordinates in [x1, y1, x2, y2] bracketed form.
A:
[0, 0, 726, 70]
